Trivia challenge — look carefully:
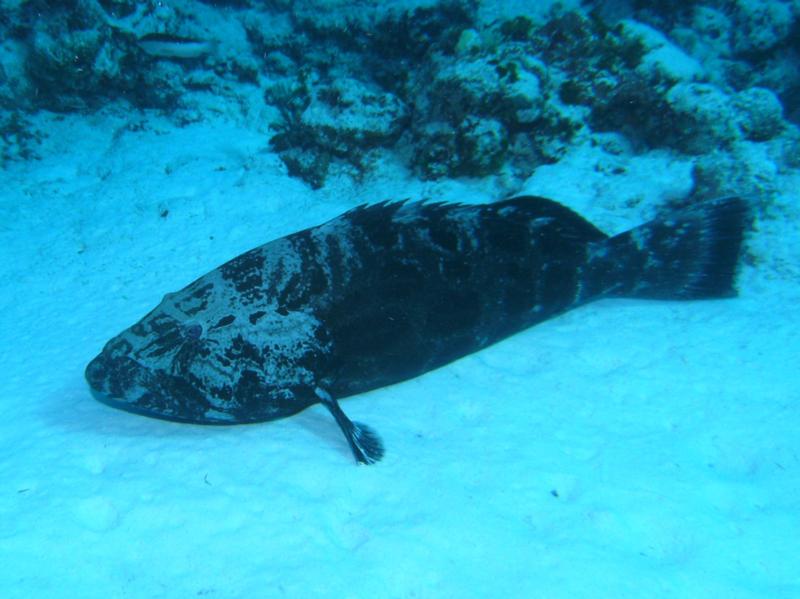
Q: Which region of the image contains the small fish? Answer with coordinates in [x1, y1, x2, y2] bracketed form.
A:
[137, 33, 218, 59]
[85, 196, 747, 464]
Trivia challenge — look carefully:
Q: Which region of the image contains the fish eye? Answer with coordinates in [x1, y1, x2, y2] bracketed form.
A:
[184, 323, 203, 340]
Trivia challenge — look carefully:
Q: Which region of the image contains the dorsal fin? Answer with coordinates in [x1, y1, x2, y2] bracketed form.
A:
[336, 196, 608, 242]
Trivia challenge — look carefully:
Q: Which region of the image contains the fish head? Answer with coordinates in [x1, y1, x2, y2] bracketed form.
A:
[85, 281, 233, 423]
[86, 272, 324, 424]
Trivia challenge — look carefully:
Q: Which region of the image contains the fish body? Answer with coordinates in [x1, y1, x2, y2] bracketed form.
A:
[85, 196, 746, 464]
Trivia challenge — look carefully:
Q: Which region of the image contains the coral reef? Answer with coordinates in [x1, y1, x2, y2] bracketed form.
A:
[268, 76, 409, 188]
[627, 0, 800, 124]
[0, 0, 797, 196]
[1, 0, 257, 114]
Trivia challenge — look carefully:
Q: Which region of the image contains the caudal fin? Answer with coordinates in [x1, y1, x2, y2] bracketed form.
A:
[596, 197, 748, 300]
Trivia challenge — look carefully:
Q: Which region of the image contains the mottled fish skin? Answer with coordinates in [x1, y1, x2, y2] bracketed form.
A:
[86, 196, 747, 464]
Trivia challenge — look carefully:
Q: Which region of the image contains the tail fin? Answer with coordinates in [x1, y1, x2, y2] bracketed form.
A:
[594, 197, 748, 300]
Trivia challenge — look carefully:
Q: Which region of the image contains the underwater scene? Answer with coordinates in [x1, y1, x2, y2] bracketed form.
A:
[1, 0, 798, 597]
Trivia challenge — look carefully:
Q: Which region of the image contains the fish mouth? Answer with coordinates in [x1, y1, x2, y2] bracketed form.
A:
[84, 352, 163, 416]
[85, 353, 111, 400]
[85, 352, 138, 411]
[84, 351, 229, 424]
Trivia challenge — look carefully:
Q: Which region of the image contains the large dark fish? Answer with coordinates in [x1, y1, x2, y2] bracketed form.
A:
[85, 196, 747, 464]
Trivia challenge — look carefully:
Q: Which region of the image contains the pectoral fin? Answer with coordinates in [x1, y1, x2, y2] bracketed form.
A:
[315, 387, 384, 465]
